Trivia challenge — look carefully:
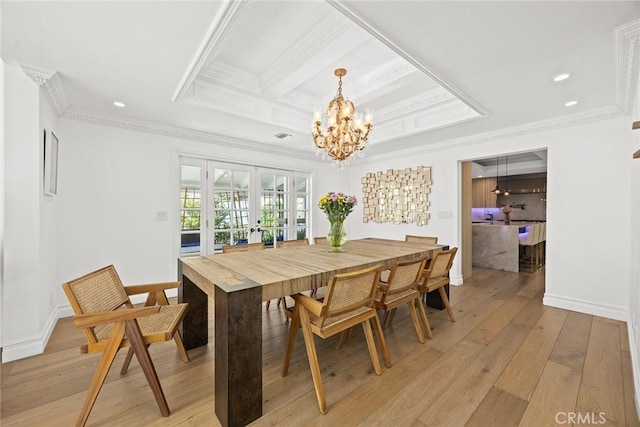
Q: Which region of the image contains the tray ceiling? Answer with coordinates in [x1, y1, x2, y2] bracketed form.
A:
[1, 1, 638, 162]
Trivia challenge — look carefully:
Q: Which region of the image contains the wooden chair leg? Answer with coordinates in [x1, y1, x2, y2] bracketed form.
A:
[120, 347, 135, 374]
[382, 310, 390, 326]
[282, 305, 300, 376]
[173, 330, 190, 363]
[361, 319, 382, 375]
[438, 287, 456, 322]
[77, 321, 126, 427]
[266, 299, 271, 309]
[298, 306, 327, 414]
[415, 298, 432, 339]
[387, 307, 397, 325]
[346, 327, 354, 345]
[371, 315, 391, 368]
[125, 319, 170, 417]
[335, 331, 345, 350]
[407, 301, 425, 344]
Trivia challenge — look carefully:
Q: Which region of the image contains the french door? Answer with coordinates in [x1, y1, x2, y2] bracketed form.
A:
[179, 158, 310, 256]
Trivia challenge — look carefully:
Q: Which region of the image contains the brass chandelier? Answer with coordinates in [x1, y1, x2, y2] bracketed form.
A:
[312, 68, 373, 166]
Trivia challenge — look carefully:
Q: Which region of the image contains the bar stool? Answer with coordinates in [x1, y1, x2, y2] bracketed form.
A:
[519, 223, 540, 271]
[538, 222, 546, 266]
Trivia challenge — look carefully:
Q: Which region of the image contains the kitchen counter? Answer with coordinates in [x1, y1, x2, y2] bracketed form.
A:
[472, 223, 522, 272]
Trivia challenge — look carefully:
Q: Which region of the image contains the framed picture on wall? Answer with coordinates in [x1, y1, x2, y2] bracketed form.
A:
[43, 128, 59, 195]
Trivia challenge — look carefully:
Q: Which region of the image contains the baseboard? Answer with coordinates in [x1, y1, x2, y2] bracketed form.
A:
[543, 292, 626, 321]
[2, 288, 180, 362]
[450, 274, 463, 286]
[626, 312, 640, 423]
[2, 304, 61, 363]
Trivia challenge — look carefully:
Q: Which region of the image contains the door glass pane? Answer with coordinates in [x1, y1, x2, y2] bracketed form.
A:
[234, 171, 250, 190]
[214, 169, 231, 187]
[212, 166, 254, 253]
[261, 172, 291, 247]
[180, 164, 201, 255]
[295, 175, 310, 242]
[261, 174, 274, 191]
[295, 177, 306, 193]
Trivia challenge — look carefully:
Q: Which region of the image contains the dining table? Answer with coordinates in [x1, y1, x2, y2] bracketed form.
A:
[178, 237, 446, 427]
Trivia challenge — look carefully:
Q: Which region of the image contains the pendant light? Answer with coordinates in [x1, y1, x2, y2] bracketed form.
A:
[491, 157, 502, 194]
[503, 155, 510, 196]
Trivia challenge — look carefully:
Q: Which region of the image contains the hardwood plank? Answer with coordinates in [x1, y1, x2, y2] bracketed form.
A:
[622, 348, 640, 427]
[466, 386, 528, 427]
[518, 360, 581, 426]
[576, 316, 626, 426]
[417, 322, 533, 426]
[467, 294, 530, 345]
[549, 311, 592, 371]
[494, 308, 568, 401]
[357, 338, 485, 426]
[304, 346, 443, 426]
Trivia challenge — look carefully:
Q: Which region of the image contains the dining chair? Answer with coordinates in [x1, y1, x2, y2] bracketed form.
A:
[222, 242, 265, 253]
[62, 265, 189, 426]
[405, 235, 439, 245]
[276, 238, 309, 248]
[380, 235, 439, 284]
[374, 257, 429, 343]
[417, 247, 458, 338]
[282, 264, 391, 414]
[314, 236, 327, 244]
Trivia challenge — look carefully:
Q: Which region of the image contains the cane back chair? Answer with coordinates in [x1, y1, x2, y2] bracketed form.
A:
[62, 265, 189, 426]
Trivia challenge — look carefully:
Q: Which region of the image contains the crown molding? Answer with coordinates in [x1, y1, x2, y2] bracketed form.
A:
[362, 106, 623, 163]
[374, 87, 456, 123]
[19, 64, 69, 114]
[200, 62, 262, 95]
[61, 107, 315, 161]
[20, 64, 54, 86]
[171, 0, 251, 102]
[615, 18, 640, 113]
[327, 0, 489, 119]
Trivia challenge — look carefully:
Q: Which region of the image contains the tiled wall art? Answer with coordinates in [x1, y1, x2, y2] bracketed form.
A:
[361, 165, 432, 225]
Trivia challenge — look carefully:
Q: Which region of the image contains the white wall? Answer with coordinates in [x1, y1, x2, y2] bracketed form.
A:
[0, 58, 5, 349]
[39, 88, 60, 335]
[629, 73, 640, 414]
[348, 116, 632, 321]
[52, 118, 345, 298]
[3, 63, 46, 360]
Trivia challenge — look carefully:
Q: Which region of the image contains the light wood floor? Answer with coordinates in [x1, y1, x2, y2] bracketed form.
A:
[1, 267, 638, 426]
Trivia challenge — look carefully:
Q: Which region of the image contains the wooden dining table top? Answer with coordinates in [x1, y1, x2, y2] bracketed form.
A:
[180, 238, 444, 301]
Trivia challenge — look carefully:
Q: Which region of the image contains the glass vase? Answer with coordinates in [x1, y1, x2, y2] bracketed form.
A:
[327, 219, 346, 253]
[504, 212, 511, 225]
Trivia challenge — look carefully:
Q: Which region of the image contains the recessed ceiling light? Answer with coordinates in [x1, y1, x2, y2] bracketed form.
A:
[113, 101, 126, 108]
[274, 132, 292, 140]
[564, 100, 578, 107]
[553, 73, 570, 82]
